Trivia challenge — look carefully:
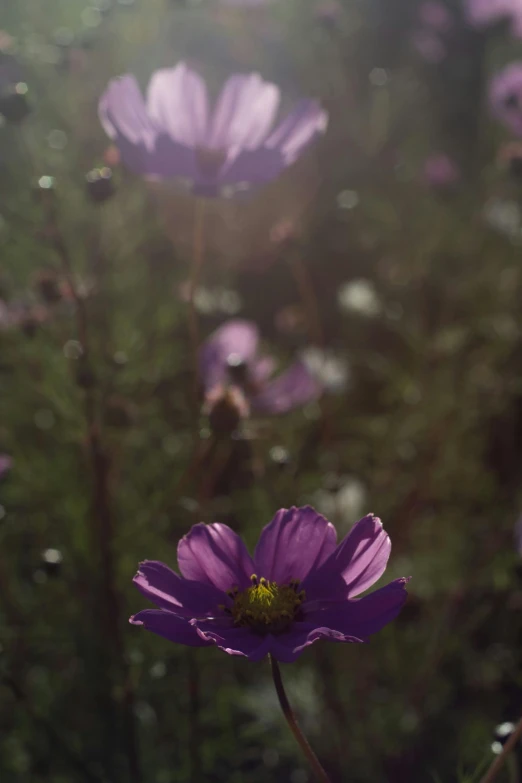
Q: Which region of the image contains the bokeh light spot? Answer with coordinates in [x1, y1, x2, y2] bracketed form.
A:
[63, 340, 84, 359]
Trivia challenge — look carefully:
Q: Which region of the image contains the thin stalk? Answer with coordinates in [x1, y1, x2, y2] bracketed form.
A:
[187, 651, 202, 783]
[45, 200, 120, 652]
[185, 198, 206, 779]
[44, 199, 141, 783]
[287, 250, 332, 450]
[188, 198, 206, 406]
[480, 718, 522, 783]
[287, 253, 323, 347]
[269, 655, 332, 783]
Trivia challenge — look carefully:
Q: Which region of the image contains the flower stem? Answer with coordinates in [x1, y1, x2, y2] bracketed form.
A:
[287, 253, 323, 347]
[187, 651, 202, 783]
[269, 655, 332, 783]
[188, 198, 206, 408]
[185, 198, 206, 779]
[480, 717, 522, 783]
[44, 199, 142, 783]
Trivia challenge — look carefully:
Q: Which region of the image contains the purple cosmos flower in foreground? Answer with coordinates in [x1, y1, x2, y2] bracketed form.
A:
[99, 62, 328, 197]
[131, 508, 410, 662]
[423, 152, 460, 188]
[490, 63, 522, 135]
[200, 319, 321, 420]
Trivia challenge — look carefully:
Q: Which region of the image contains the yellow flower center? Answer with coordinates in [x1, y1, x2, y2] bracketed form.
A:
[225, 575, 306, 634]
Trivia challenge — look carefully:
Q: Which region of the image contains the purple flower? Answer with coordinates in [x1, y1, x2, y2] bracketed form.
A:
[200, 319, 321, 417]
[465, 0, 522, 37]
[0, 454, 12, 477]
[99, 62, 328, 197]
[130, 508, 410, 662]
[423, 152, 461, 187]
[0, 299, 49, 331]
[412, 29, 447, 63]
[490, 63, 522, 135]
[412, 3, 454, 63]
[418, 1, 453, 32]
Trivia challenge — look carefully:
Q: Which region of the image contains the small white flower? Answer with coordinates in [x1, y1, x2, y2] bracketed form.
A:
[301, 347, 350, 392]
[338, 279, 381, 316]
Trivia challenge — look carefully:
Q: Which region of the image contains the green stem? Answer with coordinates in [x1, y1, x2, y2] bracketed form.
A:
[269, 655, 332, 783]
[187, 651, 202, 783]
[188, 198, 206, 409]
[287, 253, 323, 347]
[185, 198, 206, 778]
[480, 717, 522, 783]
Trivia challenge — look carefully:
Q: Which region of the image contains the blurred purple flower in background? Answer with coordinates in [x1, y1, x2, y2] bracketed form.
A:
[412, 1, 454, 63]
[0, 454, 12, 478]
[130, 508, 410, 662]
[490, 63, 522, 135]
[418, 1, 453, 31]
[465, 0, 522, 37]
[423, 152, 461, 187]
[0, 299, 49, 331]
[200, 319, 322, 417]
[99, 62, 328, 197]
[412, 30, 447, 63]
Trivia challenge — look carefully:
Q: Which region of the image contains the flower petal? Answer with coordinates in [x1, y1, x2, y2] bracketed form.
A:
[200, 320, 259, 392]
[268, 621, 364, 663]
[489, 63, 522, 137]
[133, 560, 226, 615]
[217, 147, 286, 189]
[304, 578, 410, 639]
[207, 73, 280, 150]
[302, 514, 391, 600]
[99, 74, 155, 145]
[130, 609, 211, 647]
[193, 621, 274, 661]
[151, 135, 199, 180]
[250, 356, 277, 385]
[252, 360, 322, 414]
[177, 523, 255, 591]
[465, 0, 510, 28]
[266, 99, 328, 164]
[254, 506, 337, 584]
[99, 75, 197, 180]
[146, 63, 209, 148]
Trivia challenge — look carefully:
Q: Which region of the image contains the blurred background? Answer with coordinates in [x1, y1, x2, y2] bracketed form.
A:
[2, 0, 522, 781]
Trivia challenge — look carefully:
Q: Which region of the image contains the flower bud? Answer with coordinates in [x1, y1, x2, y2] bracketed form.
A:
[85, 167, 114, 203]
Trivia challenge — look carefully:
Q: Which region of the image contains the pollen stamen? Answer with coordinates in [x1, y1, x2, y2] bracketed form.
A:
[227, 573, 306, 634]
